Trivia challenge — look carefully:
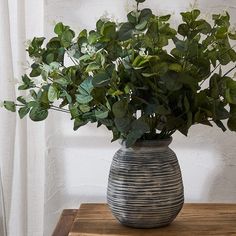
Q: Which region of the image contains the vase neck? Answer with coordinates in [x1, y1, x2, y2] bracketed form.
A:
[120, 137, 173, 150]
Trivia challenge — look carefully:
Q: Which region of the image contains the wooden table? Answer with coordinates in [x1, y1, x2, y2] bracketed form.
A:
[52, 203, 236, 236]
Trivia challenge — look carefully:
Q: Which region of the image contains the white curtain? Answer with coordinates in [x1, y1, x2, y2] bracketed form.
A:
[1, 0, 236, 235]
[0, 0, 45, 235]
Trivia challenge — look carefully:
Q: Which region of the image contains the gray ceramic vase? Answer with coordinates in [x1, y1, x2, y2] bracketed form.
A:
[107, 138, 184, 228]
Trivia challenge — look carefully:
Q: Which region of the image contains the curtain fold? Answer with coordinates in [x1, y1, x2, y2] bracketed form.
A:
[1, 0, 236, 235]
[0, 0, 45, 235]
[0, 0, 17, 231]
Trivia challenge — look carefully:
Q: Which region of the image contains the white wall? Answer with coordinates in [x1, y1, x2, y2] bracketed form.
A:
[43, 0, 236, 235]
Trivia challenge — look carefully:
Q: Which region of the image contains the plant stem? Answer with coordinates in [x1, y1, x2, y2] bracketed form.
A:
[16, 103, 70, 114]
[223, 65, 236, 77]
[200, 44, 236, 86]
[48, 78, 53, 83]
[66, 50, 78, 66]
[50, 107, 70, 114]
[51, 105, 69, 112]
[70, 57, 77, 66]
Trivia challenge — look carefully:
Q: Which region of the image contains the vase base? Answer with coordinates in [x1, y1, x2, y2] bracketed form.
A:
[118, 220, 172, 229]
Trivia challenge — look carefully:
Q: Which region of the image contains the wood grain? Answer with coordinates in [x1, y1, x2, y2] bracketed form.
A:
[52, 209, 78, 236]
[68, 203, 236, 236]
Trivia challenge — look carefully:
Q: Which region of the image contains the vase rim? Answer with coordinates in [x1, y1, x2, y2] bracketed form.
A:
[120, 137, 173, 148]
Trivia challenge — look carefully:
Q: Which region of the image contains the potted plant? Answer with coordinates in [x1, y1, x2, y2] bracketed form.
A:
[2, 0, 236, 228]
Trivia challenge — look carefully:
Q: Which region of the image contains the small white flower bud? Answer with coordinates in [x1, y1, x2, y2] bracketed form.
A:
[87, 45, 96, 55]
[139, 48, 147, 56]
[207, 44, 215, 51]
[81, 43, 88, 54]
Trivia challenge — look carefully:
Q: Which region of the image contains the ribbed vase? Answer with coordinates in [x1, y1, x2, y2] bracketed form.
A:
[107, 138, 184, 228]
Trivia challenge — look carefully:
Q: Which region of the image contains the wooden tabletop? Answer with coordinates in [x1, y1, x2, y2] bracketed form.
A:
[52, 203, 236, 236]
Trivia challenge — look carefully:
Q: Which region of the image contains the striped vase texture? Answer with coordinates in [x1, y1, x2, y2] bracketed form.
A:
[107, 138, 184, 228]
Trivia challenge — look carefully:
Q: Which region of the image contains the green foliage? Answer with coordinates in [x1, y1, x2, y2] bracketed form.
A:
[76, 77, 94, 104]
[18, 75, 36, 90]
[4, 101, 16, 112]
[29, 105, 48, 121]
[3, 2, 236, 147]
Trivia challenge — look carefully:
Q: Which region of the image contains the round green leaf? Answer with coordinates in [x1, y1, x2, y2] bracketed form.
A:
[159, 15, 171, 22]
[76, 78, 94, 104]
[135, 20, 148, 31]
[162, 72, 183, 91]
[18, 107, 30, 119]
[169, 63, 182, 72]
[17, 96, 27, 105]
[3, 101, 16, 112]
[118, 23, 134, 41]
[112, 100, 128, 118]
[61, 30, 74, 48]
[114, 117, 131, 132]
[29, 106, 48, 121]
[76, 94, 93, 104]
[178, 24, 189, 36]
[127, 12, 137, 24]
[79, 104, 91, 113]
[92, 72, 110, 87]
[86, 63, 100, 72]
[95, 110, 109, 119]
[125, 119, 149, 147]
[101, 22, 116, 39]
[54, 22, 64, 35]
[48, 84, 58, 102]
[192, 9, 201, 20]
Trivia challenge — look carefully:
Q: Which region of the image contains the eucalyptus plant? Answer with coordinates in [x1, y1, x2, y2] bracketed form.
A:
[3, 0, 236, 146]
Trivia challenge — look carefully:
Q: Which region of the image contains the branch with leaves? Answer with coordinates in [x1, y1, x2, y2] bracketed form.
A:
[3, 0, 236, 147]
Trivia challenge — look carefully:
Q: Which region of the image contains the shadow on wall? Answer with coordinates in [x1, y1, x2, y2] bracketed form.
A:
[45, 114, 236, 195]
[207, 141, 236, 202]
[172, 125, 236, 203]
[201, 0, 236, 202]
